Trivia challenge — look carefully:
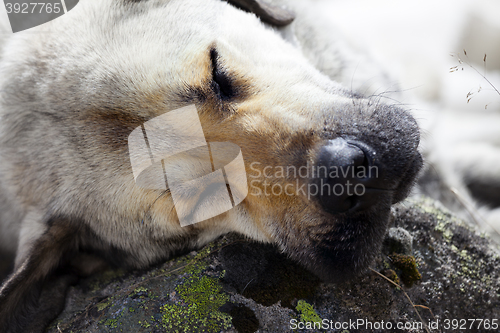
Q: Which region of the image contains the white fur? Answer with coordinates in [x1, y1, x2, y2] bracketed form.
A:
[1, 0, 497, 255]
[0, 0, 351, 263]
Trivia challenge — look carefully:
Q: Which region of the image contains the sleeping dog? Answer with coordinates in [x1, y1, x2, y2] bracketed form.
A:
[0, 0, 422, 331]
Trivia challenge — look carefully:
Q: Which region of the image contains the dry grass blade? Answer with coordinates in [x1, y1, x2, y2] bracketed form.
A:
[369, 267, 432, 333]
[459, 50, 500, 96]
[414, 305, 435, 319]
[450, 187, 500, 242]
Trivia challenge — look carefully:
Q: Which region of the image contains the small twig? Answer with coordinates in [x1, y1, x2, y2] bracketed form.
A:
[369, 268, 432, 333]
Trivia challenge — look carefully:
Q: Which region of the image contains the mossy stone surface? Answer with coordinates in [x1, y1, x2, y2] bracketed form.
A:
[45, 197, 500, 332]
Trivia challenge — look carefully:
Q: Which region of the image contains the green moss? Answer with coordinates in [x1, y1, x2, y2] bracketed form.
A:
[160, 276, 232, 332]
[456, 249, 483, 279]
[434, 219, 453, 242]
[159, 245, 232, 333]
[134, 286, 148, 293]
[295, 300, 322, 324]
[131, 285, 157, 299]
[409, 197, 462, 243]
[104, 319, 118, 329]
[96, 298, 113, 312]
[382, 269, 401, 286]
[389, 253, 422, 287]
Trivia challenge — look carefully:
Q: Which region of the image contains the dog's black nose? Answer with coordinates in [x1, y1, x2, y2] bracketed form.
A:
[313, 138, 380, 214]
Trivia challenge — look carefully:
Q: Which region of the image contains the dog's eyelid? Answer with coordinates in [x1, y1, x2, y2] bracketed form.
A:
[210, 48, 226, 79]
[209, 48, 236, 101]
[209, 48, 220, 70]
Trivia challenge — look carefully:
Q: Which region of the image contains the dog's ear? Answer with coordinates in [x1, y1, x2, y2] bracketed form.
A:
[0, 218, 77, 333]
[226, 0, 295, 26]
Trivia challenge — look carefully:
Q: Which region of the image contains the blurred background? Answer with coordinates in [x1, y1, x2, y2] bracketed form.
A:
[315, 0, 500, 241]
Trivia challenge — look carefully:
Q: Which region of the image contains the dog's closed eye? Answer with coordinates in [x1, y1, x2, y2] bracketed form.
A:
[210, 48, 236, 101]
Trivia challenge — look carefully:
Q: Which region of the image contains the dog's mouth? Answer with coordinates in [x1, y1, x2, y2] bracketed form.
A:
[275, 135, 423, 283]
[300, 150, 421, 282]
[278, 203, 393, 283]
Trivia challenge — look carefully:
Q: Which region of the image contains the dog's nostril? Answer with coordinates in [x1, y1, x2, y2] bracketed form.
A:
[313, 138, 374, 214]
[317, 138, 366, 177]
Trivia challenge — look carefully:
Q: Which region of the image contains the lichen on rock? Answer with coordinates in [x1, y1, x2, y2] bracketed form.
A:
[45, 197, 500, 332]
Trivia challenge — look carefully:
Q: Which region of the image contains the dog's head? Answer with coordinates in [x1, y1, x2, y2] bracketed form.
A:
[4, 0, 422, 282]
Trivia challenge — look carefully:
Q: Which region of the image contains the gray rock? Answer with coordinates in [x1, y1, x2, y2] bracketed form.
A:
[383, 227, 414, 256]
[46, 197, 500, 333]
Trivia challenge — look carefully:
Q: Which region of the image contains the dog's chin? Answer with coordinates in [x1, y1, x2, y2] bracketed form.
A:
[292, 152, 423, 283]
[284, 206, 392, 284]
[300, 242, 381, 284]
